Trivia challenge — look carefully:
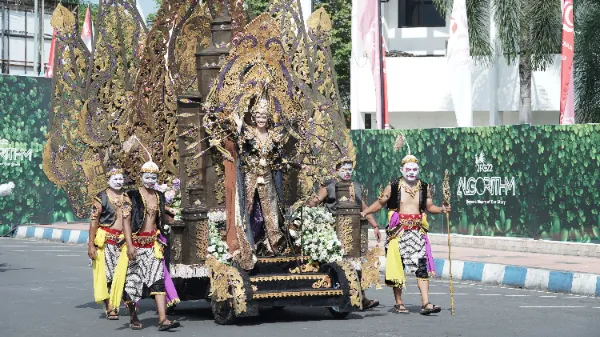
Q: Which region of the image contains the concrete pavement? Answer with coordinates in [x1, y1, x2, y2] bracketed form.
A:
[1, 238, 599, 337]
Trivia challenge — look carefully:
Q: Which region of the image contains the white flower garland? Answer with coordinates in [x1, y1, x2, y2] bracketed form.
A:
[207, 210, 232, 264]
[292, 207, 344, 263]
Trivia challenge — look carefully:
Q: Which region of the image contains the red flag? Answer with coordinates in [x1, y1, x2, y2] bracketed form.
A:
[45, 28, 57, 78]
[81, 5, 93, 51]
[560, 0, 574, 124]
[357, 0, 383, 129]
[382, 36, 389, 129]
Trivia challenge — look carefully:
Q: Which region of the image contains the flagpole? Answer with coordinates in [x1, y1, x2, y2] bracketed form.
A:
[377, 0, 386, 129]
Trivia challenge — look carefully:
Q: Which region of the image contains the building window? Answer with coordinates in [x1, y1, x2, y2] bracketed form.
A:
[365, 113, 372, 129]
[398, 0, 446, 28]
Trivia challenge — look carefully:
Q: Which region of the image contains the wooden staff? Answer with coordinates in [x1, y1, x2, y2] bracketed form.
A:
[442, 170, 455, 316]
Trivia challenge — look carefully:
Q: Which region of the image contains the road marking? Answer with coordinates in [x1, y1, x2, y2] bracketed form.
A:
[519, 306, 586, 308]
[593, 307, 600, 309]
[30, 250, 74, 252]
[505, 295, 530, 297]
[564, 296, 584, 299]
[540, 296, 557, 298]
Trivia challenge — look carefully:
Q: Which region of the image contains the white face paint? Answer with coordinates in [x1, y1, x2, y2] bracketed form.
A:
[402, 162, 420, 182]
[141, 173, 158, 189]
[108, 174, 124, 191]
[255, 112, 268, 129]
[337, 163, 353, 181]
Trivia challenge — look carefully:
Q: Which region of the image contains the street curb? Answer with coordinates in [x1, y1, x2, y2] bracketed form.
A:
[378, 257, 600, 297]
[14, 225, 89, 244]
[13, 226, 600, 297]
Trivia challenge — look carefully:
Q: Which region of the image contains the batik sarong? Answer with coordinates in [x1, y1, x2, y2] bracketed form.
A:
[385, 212, 436, 288]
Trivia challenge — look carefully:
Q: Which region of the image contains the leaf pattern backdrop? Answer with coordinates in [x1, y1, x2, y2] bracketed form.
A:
[0, 76, 72, 225]
[351, 125, 600, 243]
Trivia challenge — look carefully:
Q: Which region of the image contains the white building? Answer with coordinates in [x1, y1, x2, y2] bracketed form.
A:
[351, 0, 561, 129]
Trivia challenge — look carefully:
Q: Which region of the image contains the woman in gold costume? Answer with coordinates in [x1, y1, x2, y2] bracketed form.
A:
[228, 90, 290, 268]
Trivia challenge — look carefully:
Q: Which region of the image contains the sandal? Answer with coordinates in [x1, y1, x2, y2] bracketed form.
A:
[362, 299, 380, 311]
[420, 302, 441, 315]
[105, 309, 119, 320]
[158, 319, 180, 331]
[388, 304, 409, 314]
[130, 319, 143, 330]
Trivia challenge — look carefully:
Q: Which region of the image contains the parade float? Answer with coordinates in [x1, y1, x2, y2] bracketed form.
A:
[43, 0, 380, 324]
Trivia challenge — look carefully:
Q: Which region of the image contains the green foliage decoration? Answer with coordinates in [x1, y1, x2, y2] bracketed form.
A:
[351, 124, 600, 244]
[0, 76, 72, 225]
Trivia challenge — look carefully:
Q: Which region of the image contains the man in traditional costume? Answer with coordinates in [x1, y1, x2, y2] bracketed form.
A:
[87, 168, 130, 320]
[308, 157, 381, 310]
[361, 153, 451, 315]
[111, 159, 180, 331]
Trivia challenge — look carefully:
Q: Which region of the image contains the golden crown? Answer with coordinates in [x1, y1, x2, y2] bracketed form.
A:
[141, 161, 159, 174]
[105, 168, 124, 178]
[336, 156, 355, 169]
[401, 154, 418, 166]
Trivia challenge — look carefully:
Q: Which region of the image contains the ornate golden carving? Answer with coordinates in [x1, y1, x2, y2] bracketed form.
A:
[360, 247, 384, 290]
[256, 256, 311, 264]
[337, 260, 363, 309]
[172, 237, 182, 262]
[206, 256, 247, 315]
[195, 219, 209, 259]
[311, 275, 332, 289]
[250, 274, 330, 283]
[289, 261, 320, 274]
[252, 289, 342, 299]
[337, 216, 354, 256]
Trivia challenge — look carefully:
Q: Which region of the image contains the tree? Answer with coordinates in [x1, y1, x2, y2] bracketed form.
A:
[574, 0, 600, 123]
[76, 1, 99, 30]
[433, 0, 561, 124]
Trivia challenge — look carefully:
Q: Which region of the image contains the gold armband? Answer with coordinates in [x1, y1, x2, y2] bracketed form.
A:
[90, 205, 100, 221]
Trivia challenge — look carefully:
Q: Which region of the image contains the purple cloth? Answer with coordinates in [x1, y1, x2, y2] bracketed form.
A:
[388, 211, 400, 229]
[423, 234, 436, 276]
[250, 192, 265, 243]
[159, 234, 180, 305]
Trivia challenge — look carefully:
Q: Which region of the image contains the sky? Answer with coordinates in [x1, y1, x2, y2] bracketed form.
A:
[85, 0, 159, 20]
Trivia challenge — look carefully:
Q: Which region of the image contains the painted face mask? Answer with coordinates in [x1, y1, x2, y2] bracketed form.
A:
[402, 162, 420, 182]
[141, 173, 158, 189]
[108, 174, 124, 190]
[337, 163, 353, 181]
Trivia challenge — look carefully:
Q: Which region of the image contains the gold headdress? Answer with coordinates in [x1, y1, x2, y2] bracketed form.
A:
[131, 136, 160, 174]
[401, 155, 418, 166]
[335, 155, 355, 169]
[105, 167, 124, 178]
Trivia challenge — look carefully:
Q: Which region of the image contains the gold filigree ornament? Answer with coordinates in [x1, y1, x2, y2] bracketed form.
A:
[337, 216, 354, 256]
[360, 246, 384, 290]
[195, 219, 209, 259]
[337, 260, 364, 310]
[206, 256, 248, 315]
[253, 290, 342, 299]
[311, 275, 332, 289]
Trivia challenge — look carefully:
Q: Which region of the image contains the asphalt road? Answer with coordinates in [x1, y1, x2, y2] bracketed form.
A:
[1, 237, 599, 337]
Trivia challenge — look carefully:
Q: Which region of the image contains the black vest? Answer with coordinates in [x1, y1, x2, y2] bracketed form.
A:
[126, 189, 170, 268]
[97, 190, 116, 226]
[323, 179, 362, 215]
[386, 178, 428, 213]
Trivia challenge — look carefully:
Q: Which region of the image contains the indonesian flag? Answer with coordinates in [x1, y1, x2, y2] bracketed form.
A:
[356, 0, 383, 129]
[447, 0, 473, 127]
[45, 29, 57, 78]
[560, 0, 575, 125]
[81, 5, 93, 52]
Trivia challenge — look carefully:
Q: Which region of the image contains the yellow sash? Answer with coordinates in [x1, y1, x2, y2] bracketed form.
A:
[92, 229, 109, 303]
[385, 211, 406, 288]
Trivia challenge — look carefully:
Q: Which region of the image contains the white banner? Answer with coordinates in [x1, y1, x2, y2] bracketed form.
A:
[447, 0, 473, 127]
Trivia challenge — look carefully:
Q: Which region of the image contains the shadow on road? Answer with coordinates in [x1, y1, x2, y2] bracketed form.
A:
[0, 262, 34, 273]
